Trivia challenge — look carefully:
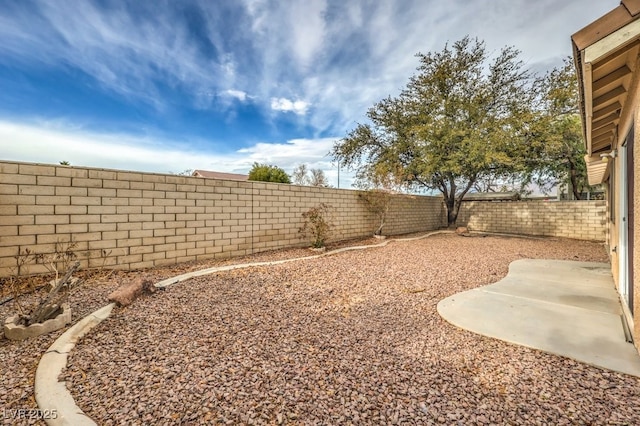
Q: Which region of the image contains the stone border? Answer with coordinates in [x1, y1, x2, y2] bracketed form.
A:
[34, 230, 453, 424]
[4, 304, 71, 341]
[35, 304, 115, 426]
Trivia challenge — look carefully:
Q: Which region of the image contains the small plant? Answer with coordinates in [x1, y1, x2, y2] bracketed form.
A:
[299, 203, 334, 248]
[25, 261, 79, 326]
[359, 189, 392, 236]
[85, 248, 114, 280]
[5, 240, 81, 327]
[6, 248, 38, 316]
[35, 239, 79, 285]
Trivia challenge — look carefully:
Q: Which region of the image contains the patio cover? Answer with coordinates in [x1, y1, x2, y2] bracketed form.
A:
[572, 0, 640, 185]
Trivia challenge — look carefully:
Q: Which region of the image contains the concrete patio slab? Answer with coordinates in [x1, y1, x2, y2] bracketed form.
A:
[437, 259, 640, 377]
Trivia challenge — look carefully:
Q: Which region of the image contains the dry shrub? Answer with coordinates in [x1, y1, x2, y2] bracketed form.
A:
[298, 203, 334, 248]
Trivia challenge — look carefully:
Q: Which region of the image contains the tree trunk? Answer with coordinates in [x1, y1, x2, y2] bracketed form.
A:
[569, 160, 582, 200]
[443, 178, 474, 227]
[445, 197, 459, 226]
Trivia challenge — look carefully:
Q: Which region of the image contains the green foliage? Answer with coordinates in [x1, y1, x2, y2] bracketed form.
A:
[355, 164, 405, 236]
[332, 37, 539, 225]
[248, 162, 291, 184]
[59, 161, 70, 165]
[358, 189, 392, 236]
[299, 203, 333, 248]
[532, 58, 594, 199]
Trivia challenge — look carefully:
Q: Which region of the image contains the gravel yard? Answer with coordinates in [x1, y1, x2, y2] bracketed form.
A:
[0, 237, 378, 425]
[3, 233, 640, 425]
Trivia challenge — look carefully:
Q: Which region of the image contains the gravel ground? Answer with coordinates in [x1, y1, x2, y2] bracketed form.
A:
[0, 236, 380, 425]
[49, 234, 640, 425]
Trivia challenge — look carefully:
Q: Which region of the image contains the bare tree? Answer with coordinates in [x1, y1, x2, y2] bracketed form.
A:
[309, 169, 330, 187]
[292, 164, 310, 185]
[293, 164, 331, 187]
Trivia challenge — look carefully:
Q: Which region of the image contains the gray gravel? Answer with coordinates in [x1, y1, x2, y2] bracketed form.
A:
[54, 234, 640, 425]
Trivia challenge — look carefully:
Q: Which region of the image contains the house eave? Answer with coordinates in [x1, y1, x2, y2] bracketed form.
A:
[573, 0, 640, 181]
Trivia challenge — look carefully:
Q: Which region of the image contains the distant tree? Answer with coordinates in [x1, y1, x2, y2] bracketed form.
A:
[248, 162, 291, 183]
[533, 58, 593, 199]
[292, 164, 310, 185]
[292, 163, 330, 187]
[172, 169, 193, 176]
[332, 37, 539, 226]
[309, 169, 330, 187]
[59, 161, 70, 166]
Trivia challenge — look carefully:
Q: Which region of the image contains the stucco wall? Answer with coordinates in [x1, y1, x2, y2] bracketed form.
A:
[456, 200, 607, 241]
[0, 160, 446, 277]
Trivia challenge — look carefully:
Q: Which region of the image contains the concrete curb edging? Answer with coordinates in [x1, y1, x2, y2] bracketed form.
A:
[154, 230, 453, 288]
[35, 230, 453, 424]
[35, 303, 115, 426]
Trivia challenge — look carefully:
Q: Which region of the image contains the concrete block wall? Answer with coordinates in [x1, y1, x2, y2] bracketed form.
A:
[456, 200, 607, 241]
[0, 160, 446, 277]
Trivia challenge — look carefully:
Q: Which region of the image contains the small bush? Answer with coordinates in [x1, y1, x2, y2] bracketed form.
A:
[358, 189, 392, 236]
[299, 203, 334, 248]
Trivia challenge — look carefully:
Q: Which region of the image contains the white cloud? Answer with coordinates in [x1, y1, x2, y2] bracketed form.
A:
[288, 0, 327, 70]
[0, 0, 618, 183]
[270, 98, 310, 115]
[223, 90, 249, 102]
[0, 2, 237, 111]
[0, 120, 353, 188]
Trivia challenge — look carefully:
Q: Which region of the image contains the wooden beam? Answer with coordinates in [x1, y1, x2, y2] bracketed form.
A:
[583, 61, 594, 154]
[593, 65, 632, 92]
[592, 131, 613, 144]
[592, 112, 621, 129]
[593, 123, 617, 137]
[593, 101, 622, 119]
[592, 40, 640, 70]
[593, 86, 626, 107]
[585, 18, 640, 63]
[573, 6, 633, 51]
[592, 141, 613, 153]
[593, 144, 613, 154]
[623, 0, 640, 16]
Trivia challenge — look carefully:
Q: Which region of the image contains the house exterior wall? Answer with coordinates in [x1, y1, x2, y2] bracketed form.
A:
[634, 107, 640, 341]
[0, 160, 446, 277]
[573, 3, 640, 352]
[456, 200, 607, 241]
[608, 54, 640, 342]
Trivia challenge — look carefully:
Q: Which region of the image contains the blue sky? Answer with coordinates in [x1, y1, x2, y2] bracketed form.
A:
[0, 0, 615, 187]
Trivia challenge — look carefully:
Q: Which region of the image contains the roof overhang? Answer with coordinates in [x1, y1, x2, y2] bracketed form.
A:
[584, 154, 611, 184]
[573, 0, 640, 185]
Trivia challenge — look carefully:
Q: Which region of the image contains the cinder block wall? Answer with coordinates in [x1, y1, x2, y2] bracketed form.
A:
[456, 200, 607, 241]
[0, 160, 446, 277]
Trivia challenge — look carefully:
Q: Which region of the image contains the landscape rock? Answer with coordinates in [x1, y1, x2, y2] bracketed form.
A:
[108, 277, 156, 307]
